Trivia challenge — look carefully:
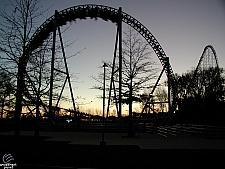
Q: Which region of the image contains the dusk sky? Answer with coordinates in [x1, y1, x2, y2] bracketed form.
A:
[0, 0, 224, 114]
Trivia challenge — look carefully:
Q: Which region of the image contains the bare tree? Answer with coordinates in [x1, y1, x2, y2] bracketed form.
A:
[176, 67, 225, 125]
[92, 27, 158, 136]
[0, 0, 45, 71]
[155, 87, 168, 113]
[0, 0, 85, 137]
[0, 0, 47, 140]
[0, 0, 71, 137]
[0, 69, 15, 127]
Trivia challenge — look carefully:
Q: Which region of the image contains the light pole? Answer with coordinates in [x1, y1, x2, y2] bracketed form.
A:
[165, 57, 172, 125]
[100, 63, 108, 146]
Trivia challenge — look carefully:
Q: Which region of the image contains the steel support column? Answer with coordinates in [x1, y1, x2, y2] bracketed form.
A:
[49, 10, 58, 126]
[135, 63, 167, 127]
[118, 7, 122, 129]
[55, 77, 67, 113]
[106, 26, 119, 119]
[57, 22, 78, 126]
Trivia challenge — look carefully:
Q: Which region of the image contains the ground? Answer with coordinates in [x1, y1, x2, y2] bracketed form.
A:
[0, 131, 224, 168]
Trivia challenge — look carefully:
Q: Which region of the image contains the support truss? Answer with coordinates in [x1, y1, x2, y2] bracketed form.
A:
[15, 4, 178, 137]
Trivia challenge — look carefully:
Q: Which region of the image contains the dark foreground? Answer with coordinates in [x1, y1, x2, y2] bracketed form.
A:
[0, 134, 224, 169]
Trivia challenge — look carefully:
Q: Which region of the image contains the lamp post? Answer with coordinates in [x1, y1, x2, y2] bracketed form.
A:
[165, 57, 172, 125]
[100, 63, 107, 146]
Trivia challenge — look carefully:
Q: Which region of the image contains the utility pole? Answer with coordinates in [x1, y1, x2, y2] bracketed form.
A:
[100, 63, 107, 146]
[165, 57, 172, 125]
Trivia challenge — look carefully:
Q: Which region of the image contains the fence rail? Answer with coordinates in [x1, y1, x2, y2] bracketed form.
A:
[145, 123, 225, 139]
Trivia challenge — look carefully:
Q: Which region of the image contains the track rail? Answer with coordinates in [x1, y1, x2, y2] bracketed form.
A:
[23, 4, 178, 110]
[188, 45, 219, 96]
[195, 45, 219, 72]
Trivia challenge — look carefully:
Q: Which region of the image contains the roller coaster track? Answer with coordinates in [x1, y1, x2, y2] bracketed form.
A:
[195, 45, 219, 72]
[22, 4, 178, 111]
[188, 45, 219, 96]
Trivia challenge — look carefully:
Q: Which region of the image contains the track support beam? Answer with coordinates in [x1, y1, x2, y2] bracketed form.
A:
[118, 7, 122, 130]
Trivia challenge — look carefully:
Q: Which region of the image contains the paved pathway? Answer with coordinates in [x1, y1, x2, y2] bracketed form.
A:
[1, 131, 225, 149]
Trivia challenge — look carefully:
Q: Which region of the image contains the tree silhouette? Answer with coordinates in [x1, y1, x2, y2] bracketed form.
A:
[0, 69, 15, 127]
[176, 67, 225, 125]
[92, 27, 158, 136]
[155, 87, 168, 113]
[0, 0, 50, 138]
[0, 1, 84, 137]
